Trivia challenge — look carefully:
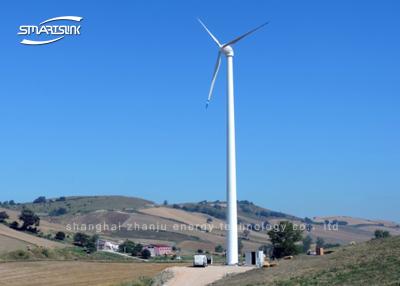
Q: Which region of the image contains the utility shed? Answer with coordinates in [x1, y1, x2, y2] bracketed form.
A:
[245, 250, 264, 267]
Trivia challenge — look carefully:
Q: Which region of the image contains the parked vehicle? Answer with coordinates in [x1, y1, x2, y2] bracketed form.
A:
[193, 254, 208, 267]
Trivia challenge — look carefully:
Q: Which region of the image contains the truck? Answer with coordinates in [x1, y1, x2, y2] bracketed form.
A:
[193, 254, 208, 267]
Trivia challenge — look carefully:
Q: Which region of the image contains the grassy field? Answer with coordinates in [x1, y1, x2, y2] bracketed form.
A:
[0, 246, 136, 262]
[212, 236, 400, 286]
[0, 224, 65, 250]
[0, 261, 183, 286]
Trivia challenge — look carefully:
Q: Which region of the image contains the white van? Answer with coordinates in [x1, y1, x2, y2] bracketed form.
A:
[193, 254, 208, 267]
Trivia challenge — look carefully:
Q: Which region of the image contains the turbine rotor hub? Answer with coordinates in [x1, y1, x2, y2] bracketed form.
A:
[221, 45, 234, 56]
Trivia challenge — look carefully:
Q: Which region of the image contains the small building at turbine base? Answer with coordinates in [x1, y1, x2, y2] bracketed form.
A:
[245, 250, 265, 267]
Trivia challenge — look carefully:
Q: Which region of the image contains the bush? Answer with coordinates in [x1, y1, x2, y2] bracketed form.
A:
[73, 232, 91, 247]
[9, 221, 19, 229]
[55, 231, 66, 241]
[0, 211, 9, 223]
[132, 243, 143, 256]
[215, 245, 224, 253]
[302, 235, 313, 253]
[119, 240, 136, 254]
[374, 229, 390, 239]
[141, 249, 151, 259]
[316, 237, 325, 248]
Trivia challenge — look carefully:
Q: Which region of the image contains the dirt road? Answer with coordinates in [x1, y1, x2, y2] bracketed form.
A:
[165, 265, 254, 286]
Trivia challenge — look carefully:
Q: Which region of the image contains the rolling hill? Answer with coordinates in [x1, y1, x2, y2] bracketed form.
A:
[1, 195, 399, 255]
[212, 236, 400, 286]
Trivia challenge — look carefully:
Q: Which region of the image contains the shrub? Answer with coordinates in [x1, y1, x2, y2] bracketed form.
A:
[302, 235, 313, 252]
[119, 240, 136, 254]
[0, 211, 9, 223]
[9, 221, 19, 229]
[316, 237, 325, 248]
[73, 232, 91, 247]
[215, 245, 224, 253]
[55, 231, 66, 241]
[141, 249, 151, 259]
[374, 229, 390, 239]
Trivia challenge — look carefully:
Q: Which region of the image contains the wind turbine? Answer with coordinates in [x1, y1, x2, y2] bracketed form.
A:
[199, 19, 268, 265]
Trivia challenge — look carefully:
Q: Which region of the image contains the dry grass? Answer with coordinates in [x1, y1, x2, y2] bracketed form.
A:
[0, 261, 183, 286]
[0, 224, 64, 249]
[0, 235, 33, 253]
[212, 236, 400, 286]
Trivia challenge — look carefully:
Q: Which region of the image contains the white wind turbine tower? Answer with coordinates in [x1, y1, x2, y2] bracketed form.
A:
[199, 19, 268, 265]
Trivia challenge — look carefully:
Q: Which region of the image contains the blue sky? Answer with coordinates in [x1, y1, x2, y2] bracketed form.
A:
[0, 0, 399, 222]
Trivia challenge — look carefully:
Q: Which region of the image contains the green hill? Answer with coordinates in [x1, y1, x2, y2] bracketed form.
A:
[7, 196, 154, 216]
[212, 236, 400, 286]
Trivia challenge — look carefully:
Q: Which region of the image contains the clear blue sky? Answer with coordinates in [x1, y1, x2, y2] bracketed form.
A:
[1, 0, 399, 222]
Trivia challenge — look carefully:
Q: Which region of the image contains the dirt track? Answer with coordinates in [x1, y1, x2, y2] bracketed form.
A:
[165, 265, 254, 286]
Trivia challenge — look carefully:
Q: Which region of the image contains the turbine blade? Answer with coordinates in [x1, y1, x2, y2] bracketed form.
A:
[223, 22, 268, 47]
[198, 18, 222, 47]
[206, 52, 222, 108]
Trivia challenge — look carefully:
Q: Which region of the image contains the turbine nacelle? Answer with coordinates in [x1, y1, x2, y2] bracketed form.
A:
[221, 45, 234, 56]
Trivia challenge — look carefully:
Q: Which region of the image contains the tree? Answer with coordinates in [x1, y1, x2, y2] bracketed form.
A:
[55, 231, 66, 241]
[33, 196, 47, 204]
[215, 245, 224, 253]
[316, 237, 325, 248]
[163, 200, 168, 206]
[141, 249, 151, 259]
[73, 233, 97, 252]
[304, 217, 313, 224]
[9, 200, 16, 206]
[302, 235, 313, 253]
[73, 232, 91, 246]
[119, 240, 136, 254]
[132, 243, 143, 256]
[238, 238, 244, 254]
[0, 211, 9, 223]
[268, 221, 303, 258]
[374, 229, 390, 239]
[85, 235, 98, 253]
[19, 209, 40, 232]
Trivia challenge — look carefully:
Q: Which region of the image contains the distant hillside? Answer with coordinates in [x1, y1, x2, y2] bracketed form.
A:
[1, 195, 399, 255]
[6, 196, 154, 216]
[212, 235, 400, 286]
[172, 200, 298, 222]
